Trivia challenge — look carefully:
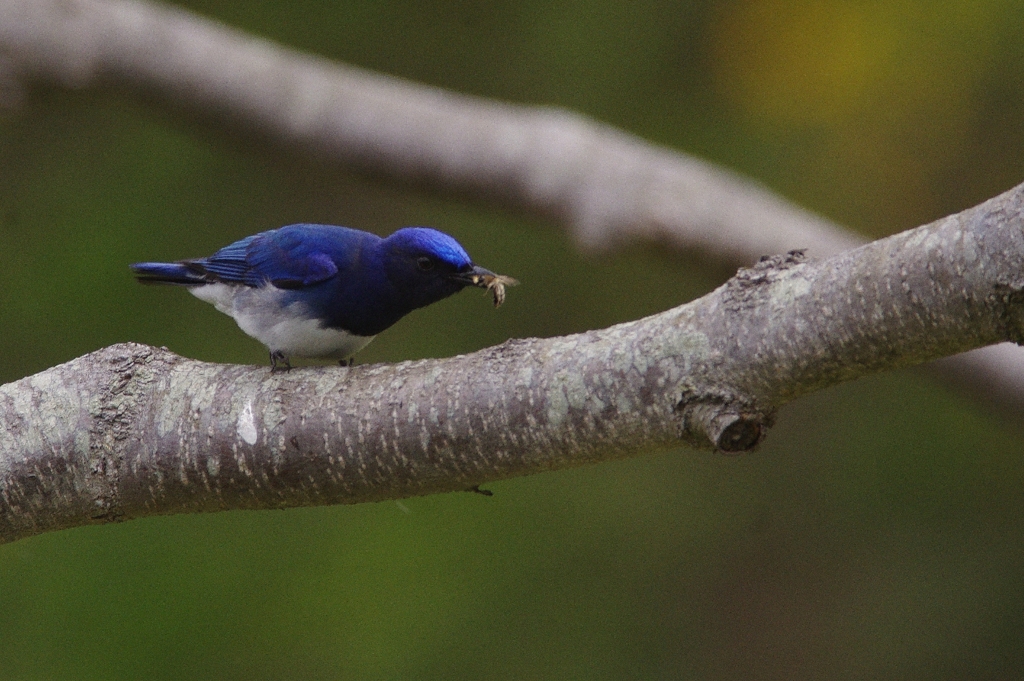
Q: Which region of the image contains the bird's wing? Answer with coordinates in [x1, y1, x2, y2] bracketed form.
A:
[191, 228, 340, 288]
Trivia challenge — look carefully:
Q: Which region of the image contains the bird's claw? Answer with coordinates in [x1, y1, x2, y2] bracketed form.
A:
[269, 351, 292, 372]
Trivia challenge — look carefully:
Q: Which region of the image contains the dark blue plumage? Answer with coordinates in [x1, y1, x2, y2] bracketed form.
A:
[131, 224, 515, 368]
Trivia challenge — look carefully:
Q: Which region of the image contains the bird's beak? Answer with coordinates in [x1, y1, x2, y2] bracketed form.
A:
[449, 264, 499, 288]
[451, 264, 519, 307]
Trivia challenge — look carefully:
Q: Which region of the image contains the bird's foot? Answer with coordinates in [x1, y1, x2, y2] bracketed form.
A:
[269, 350, 292, 372]
[338, 358, 355, 367]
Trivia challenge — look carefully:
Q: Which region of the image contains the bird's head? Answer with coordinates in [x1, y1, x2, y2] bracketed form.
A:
[381, 227, 499, 309]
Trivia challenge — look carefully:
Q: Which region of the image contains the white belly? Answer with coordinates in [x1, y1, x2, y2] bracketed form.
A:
[190, 283, 375, 359]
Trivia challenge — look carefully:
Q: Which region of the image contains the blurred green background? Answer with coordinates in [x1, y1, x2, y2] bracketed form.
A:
[3, 0, 1024, 678]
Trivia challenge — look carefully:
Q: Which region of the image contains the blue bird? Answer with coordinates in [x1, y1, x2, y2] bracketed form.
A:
[131, 224, 516, 370]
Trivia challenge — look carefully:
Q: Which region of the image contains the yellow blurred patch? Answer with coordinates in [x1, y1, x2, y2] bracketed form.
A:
[713, 0, 896, 124]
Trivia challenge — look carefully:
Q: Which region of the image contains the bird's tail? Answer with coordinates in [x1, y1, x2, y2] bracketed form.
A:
[130, 262, 205, 286]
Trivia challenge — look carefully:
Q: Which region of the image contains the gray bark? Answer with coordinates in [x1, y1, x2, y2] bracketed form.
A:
[3, 184, 1024, 545]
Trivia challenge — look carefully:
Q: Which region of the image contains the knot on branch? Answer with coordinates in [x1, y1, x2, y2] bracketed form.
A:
[723, 249, 808, 311]
[676, 392, 774, 454]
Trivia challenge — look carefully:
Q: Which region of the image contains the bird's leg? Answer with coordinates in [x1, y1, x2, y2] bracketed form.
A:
[269, 350, 292, 372]
[338, 358, 354, 367]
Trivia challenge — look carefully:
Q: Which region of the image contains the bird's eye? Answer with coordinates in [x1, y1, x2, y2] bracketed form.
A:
[416, 257, 435, 271]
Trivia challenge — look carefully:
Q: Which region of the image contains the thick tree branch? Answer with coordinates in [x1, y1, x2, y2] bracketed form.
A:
[3, 184, 1024, 545]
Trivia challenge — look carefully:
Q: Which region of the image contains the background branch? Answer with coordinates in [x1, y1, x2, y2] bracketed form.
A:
[0, 0, 862, 257]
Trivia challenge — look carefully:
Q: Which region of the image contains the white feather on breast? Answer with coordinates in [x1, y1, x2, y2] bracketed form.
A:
[190, 283, 375, 359]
